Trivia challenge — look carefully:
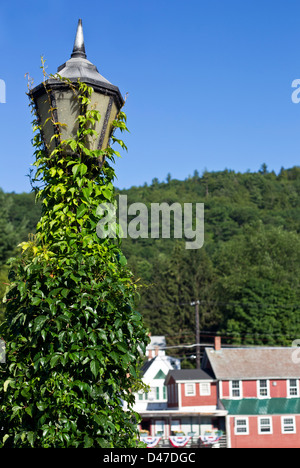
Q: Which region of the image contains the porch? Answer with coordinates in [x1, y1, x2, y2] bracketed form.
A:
[138, 411, 227, 447]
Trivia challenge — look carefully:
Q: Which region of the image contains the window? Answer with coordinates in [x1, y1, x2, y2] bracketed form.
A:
[185, 383, 196, 396]
[288, 379, 299, 397]
[258, 380, 269, 398]
[148, 387, 158, 401]
[281, 417, 296, 434]
[230, 380, 242, 398]
[258, 417, 272, 434]
[200, 382, 211, 396]
[171, 419, 181, 433]
[235, 418, 249, 435]
[155, 420, 165, 436]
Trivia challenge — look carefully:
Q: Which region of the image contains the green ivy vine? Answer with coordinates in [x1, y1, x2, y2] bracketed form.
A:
[0, 63, 149, 448]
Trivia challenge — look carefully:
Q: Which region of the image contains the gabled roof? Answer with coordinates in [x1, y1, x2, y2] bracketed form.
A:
[221, 398, 300, 415]
[205, 347, 300, 380]
[165, 368, 215, 385]
[141, 355, 179, 380]
[141, 357, 156, 376]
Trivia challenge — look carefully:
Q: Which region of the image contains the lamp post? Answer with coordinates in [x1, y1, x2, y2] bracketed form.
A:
[30, 19, 124, 155]
[0, 19, 150, 449]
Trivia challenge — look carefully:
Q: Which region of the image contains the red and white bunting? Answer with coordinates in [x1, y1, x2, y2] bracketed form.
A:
[140, 436, 161, 448]
[169, 436, 191, 447]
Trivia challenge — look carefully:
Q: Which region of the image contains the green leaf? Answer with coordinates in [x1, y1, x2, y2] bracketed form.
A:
[79, 163, 88, 177]
[90, 359, 99, 378]
[121, 354, 131, 367]
[82, 186, 93, 202]
[116, 342, 128, 353]
[90, 331, 97, 345]
[27, 432, 35, 447]
[118, 254, 127, 266]
[72, 164, 80, 177]
[33, 315, 48, 332]
[110, 352, 119, 363]
[37, 402, 47, 411]
[25, 406, 33, 417]
[102, 186, 113, 200]
[50, 354, 60, 368]
[77, 204, 87, 218]
[68, 140, 77, 152]
[61, 288, 69, 298]
[18, 282, 26, 298]
[84, 435, 94, 448]
[32, 297, 42, 306]
[93, 413, 107, 428]
[4, 379, 13, 392]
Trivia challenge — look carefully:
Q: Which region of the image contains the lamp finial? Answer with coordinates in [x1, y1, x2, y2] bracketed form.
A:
[71, 19, 87, 59]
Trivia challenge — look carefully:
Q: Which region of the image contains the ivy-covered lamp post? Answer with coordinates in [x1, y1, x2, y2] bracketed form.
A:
[31, 19, 124, 154]
[0, 20, 149, 448]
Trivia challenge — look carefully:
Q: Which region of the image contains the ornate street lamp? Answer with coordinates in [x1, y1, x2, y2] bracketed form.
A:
[30, 19, 124, 154]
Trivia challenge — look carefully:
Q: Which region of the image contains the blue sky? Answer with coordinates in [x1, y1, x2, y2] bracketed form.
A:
[1, 0, 300, 193]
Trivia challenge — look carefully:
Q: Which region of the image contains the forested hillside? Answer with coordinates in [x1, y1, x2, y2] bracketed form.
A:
[1, 165, 300, 362]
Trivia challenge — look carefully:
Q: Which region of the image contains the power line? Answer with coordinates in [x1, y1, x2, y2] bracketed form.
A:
[145, 299, 300, 309]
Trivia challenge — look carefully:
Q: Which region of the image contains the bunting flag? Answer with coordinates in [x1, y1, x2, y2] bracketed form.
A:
[199, 435, 222, 445]
[169, 436, 191, 447]
[140, 436, 161, 448]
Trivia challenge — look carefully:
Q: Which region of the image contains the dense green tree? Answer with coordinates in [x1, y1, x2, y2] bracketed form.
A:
[0, 190, 19, 265]
[214, 223, 300, 345]
[2, 164, 300, 353]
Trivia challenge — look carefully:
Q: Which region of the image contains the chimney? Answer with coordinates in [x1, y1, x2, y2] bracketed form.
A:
[214, 336, 221, 351]
[155, 346, 159, 357]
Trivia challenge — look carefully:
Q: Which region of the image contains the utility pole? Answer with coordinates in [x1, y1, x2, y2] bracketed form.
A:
[191, 300, 200, 368]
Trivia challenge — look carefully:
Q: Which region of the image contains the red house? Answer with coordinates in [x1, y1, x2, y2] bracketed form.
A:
[164, 368, 226, 438]
[202, 340, 300, 448]
[137, 337, 300, 447]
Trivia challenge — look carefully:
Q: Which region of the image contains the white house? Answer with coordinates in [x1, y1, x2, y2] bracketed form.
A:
[133, 336, 180, 435]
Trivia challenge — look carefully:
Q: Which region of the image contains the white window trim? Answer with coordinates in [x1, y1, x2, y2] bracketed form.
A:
[219, 381, 223, 399]
[230, 380, 243, 399]
[287, 379, 299, 398]
[155, 420, 165, 437]
[185, 382, 196, 397]
[199, 382, 211, 396]
[258, 416, 273, 435]
[281, 416, 296, 434]
[257, 379, 270, 399]
[234, 417, 249, 435]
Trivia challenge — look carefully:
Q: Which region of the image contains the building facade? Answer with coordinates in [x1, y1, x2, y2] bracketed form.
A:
[133, 336, 300, 448]
[202, 341, 300, 448]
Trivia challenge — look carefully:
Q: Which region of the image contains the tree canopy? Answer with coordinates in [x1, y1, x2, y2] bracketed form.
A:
[1, 165, 300, 362]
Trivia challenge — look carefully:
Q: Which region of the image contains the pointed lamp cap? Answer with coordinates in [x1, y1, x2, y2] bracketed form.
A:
[71, 19, 87, 59]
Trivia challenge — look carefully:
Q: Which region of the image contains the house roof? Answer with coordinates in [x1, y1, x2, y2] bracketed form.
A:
[205, 347, 300, 380]
[221, 398, 300, 415]
[141, 357, 156, 376]
[165, 368, 215, 385]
